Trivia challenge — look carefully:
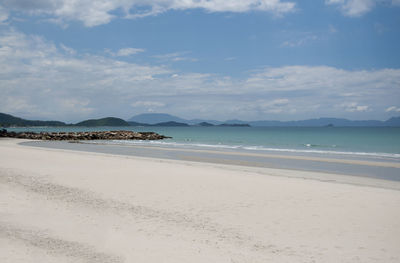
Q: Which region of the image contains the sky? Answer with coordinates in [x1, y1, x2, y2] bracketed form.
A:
[0, 0, 400, 122]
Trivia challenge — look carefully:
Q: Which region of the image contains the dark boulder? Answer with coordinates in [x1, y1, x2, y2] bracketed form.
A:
[0, 130, 171, 141]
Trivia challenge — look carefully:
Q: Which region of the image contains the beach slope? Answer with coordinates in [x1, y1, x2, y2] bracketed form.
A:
[1, 138, 400, 262]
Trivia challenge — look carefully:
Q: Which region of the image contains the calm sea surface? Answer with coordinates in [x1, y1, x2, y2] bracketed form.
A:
[8, 126, 400, 159]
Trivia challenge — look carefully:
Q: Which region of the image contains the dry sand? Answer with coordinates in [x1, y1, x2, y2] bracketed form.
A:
[1, 138, 400, 262]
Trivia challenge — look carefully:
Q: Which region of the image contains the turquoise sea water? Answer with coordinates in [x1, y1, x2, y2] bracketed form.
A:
[7, 126, 400, 159]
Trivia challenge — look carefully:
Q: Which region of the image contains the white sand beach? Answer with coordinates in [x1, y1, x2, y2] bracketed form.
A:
[1, 138, 400, 263]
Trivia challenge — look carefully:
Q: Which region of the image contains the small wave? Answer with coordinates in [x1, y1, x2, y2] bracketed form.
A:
[83, 140, 400, 159]
[244, 146, 400, 159]
[303, 143, 337, 148]
[110, 140, 244, 150]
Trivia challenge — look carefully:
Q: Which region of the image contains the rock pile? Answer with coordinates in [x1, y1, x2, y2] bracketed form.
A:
[0, 129, 171, 141]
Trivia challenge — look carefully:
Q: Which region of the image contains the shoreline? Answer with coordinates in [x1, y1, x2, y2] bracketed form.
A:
[1, 138, 400, 262]
[79, 141, 400, 168]
[7, 126, 400, 160]
[22, 139, 400, 183]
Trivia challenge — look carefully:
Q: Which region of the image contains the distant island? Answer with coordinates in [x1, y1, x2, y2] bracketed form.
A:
[197, 122, 214, 127]
[128, 121, 190, 127]
[0, 112, 68, 127]
[0, 113, 251, 128]
[218, 123, 251, 127]
[1, 112, 400, 128]
[75, 117, 130, 127]
[195, 122, 250, 127]
[128, 113, 400, 127]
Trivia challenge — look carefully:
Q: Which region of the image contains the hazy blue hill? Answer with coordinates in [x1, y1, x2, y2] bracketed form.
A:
[188, 119, 222, 125]
[152, 121, 189, 127]
[196, 122, 215, 126]
[0, 112, 67, 127]
[128, 113, 400, 127]
[129, 120, 189, 126]
[224, 119, 249, 125]
[249, 120, 284, 127]
[249, 118, 386, 127]
[219, 123, 251, 127]
[75, 117, 130, 126]
[385, 117, 400, 126]
[2, 112, 399, 128]
[129, 113, 187, 124]
[128, 121, 150, 126]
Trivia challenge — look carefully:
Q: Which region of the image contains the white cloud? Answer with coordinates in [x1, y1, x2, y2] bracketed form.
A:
[1, 29, 400, 121]
[0, 6, 9, 23]
[386, 106, 400, 112]
[59, 98, 94, 114]
[326, 0, 375, 16]
[271, 98, 289, 105]
[340, 102, 370, 112]
[0, 28, 170, 121]
[131, 101, 165, 107]
[329, 25, 338, 33]
[281, 34, 318, 47]
[153, 52, 198, 62]
[245, 66, 400, 94]
[60, 43, 76, 55]
[326, 0, 400, 17]
[243, 66, 399, 118]
[224, 57, 237, 61]
[374, 22, 388, 34]
[1, 0, 296, 27]
[257, 98, 292, 114]
[116, 47, 145, 57]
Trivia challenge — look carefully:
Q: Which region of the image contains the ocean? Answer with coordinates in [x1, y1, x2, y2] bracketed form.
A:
[9, 126, 399, 181]
[8, 126, 400, 159]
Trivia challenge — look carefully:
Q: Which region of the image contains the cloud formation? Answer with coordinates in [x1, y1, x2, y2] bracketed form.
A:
[0, 28, 170, 120]
[153, 52, 198, 62]
[0, 0, 296, 27]
[1, 0, 399, 28]
[281, 34, 318, 48]
[0, 6, 8, 23]
[326, 0, 375, 17]
[326, 0, 399, 17]
[115, 48, 145, 57]
[386, 106, 400, 112]
[340, 102, 370, 112]
[1, 28, 399, 121]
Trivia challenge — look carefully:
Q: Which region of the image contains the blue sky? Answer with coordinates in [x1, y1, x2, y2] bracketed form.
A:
[0, 0, 399, 122]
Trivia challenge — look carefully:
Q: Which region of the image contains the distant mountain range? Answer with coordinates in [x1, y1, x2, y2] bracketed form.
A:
[1, 112, 400, 127]
[128, 121, 190, 127]
[0, 113, 129, 127]
[129, 113, 400, 127]
[128, 113, 188, 124]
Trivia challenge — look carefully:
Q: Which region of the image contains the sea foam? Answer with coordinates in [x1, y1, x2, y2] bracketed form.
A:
[83, 139, 400, 160]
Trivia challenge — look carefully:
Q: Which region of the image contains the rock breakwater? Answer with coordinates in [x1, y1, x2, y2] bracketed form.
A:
[0, 129, 171, 141]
